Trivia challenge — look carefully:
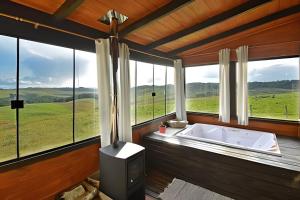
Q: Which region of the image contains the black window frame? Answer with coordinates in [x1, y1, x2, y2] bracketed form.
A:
[130, 60, 175, 125]
[184, 64, 220, 114]
[0, 35, 100, 166]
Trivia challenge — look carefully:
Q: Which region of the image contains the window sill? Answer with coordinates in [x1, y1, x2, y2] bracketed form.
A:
[132, 112, 176, 130]
[0, 136, 100, 172]
[186, 111, 219, 117]
[186, 111, 299, 125]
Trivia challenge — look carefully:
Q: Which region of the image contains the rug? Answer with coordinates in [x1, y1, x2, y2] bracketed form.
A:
[158, 178, 234, 200]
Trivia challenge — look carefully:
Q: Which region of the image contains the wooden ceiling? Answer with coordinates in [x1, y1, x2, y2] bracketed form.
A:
[7, 0, 300, 62]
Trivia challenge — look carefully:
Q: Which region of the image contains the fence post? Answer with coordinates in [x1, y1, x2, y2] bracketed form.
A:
[285, 105, 288, 119]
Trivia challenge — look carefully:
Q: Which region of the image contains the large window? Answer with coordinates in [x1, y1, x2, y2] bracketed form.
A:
[166, 66, 175, 114]
[130, 61, 175, 124]
[0, 35, 17, 162]
[185, 65, 219, 113]
[136, 62, 154, 123]
[0, 35, 99, 163]
[19, 40, 73, 156]
[75, 50, 99, 141]
[154, 65, 166, 118]
[248, 58, 299, 120]
[130, 60, 136, 125]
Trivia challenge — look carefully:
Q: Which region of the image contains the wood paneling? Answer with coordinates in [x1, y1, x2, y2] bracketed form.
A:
[11, 0, 65, 14]
[67, 0, 171, 33]
[125, 0, 246, 45]
[156, 0, 300, 53]
[187, 113, 299, 138]
[0, 112, 175, 199]
[143, 135, 300, 200]
[182, 14, 300, 65]
[0, 143, 100, 199]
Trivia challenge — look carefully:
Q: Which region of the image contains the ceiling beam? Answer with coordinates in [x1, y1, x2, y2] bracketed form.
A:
[145, 0, 271, 49]
[119, 0, 193, 37]
[54, 0, 84, 20]
[0, 1, 177, 62]
[167, 4, 300, 56]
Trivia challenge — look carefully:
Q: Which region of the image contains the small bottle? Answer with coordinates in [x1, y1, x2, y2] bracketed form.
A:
[159, 122, 166, 134]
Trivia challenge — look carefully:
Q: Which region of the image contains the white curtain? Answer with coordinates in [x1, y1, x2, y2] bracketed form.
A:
[218, 48, 230, 123]
[236, 45, 249, 125]
[118, 43, 132, 143]
[174, 59, 187, 121]
[95, 39, 112, 147]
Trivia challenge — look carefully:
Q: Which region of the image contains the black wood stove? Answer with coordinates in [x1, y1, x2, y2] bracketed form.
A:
[100, 141, 145, 200]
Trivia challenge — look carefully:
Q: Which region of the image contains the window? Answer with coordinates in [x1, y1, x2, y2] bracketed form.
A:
[19, 39, 73, 156]
[0, 35, 100, 163]
[75, 50, 99, 141]
[154, 65, 166, 118]
[130, 60, 136, 125]
[136, 61, 153, 123]
[166, 66, 175, 114]
[185, 65, 219, 113]
[0, 35, 17, 162]
[130, 60, 174, 124]
[248, 58, 299, 120]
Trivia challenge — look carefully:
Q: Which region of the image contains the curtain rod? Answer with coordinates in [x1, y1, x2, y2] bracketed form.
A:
[0, 13, 174, 62]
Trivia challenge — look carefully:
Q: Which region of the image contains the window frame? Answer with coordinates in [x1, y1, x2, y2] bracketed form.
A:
[185, 56, 300, 123]
[247, 56, 300, 122]
[131, 60, 175, 125]
[0, 36, 100, 166]
[185, 64, 220, 114]
[0, 35, 176, 167]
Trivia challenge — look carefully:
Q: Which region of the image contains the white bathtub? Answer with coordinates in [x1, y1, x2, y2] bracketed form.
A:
[176, 123, 281, 156]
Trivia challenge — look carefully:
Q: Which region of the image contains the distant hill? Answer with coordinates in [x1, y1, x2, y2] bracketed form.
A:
[0, 80, 298, 106]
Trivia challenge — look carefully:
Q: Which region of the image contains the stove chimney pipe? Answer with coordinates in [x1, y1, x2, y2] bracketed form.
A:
[99, 10, 128, 148]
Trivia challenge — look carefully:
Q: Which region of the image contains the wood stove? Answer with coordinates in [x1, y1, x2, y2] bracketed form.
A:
[99, 141, 145, 200]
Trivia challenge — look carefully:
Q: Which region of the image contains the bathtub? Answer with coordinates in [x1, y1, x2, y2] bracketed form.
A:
[176, 123, 281, 156]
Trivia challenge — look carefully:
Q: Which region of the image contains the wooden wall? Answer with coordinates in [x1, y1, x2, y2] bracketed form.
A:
[187, 113, 300, 138]
[0, 143, 100, 199]
[182, 14, 300, 66]
[0, 113, 175, 199]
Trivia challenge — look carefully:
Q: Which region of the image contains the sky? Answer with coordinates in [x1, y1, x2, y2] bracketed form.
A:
[0, 35, 97, 89]
[185, 58, 299, 83]
[0, 35, 299, 89]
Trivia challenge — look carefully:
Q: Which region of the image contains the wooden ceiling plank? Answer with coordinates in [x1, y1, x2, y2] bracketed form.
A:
[145, 0, 271, 49]
[119, 0, 193, 37]
[0, 1, 177, 61]
[54, 0, 85, 20]
[168, 4, 300, 56]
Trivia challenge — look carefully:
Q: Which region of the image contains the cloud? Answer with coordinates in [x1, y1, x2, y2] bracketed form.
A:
[249, 63, 298, 82]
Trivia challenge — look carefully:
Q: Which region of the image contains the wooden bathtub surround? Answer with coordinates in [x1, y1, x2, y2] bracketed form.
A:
[143, 133, 300, 200]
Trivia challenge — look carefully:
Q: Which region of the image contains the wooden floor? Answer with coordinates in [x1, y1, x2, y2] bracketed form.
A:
[143, 133, 300, 200]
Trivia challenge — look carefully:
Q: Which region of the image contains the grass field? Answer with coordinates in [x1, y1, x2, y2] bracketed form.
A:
[1, 84, 299, 162]
[186, 91, 299, 120]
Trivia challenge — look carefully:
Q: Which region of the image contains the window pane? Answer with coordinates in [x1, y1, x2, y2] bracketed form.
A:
[248, 58, 299, 120]
[130, 60, 136, 125]
[0, 35, 17, 162]
[136, 62, 153, 123]
[75, 50, 99, 141]
[166, 66, 175, 114]
[186, 65, 219, 113]
[19, 39, 73, 156]
[154, 65, 166, 118]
